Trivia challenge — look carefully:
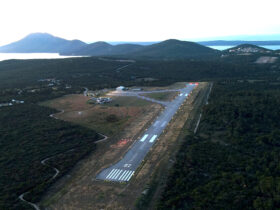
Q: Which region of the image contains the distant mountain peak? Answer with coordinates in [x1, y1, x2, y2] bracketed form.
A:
[25, 32, 54, 37]
[163, 39, 180, 43]
[91, 41, 112, 46]
[0, 33, 86, 53]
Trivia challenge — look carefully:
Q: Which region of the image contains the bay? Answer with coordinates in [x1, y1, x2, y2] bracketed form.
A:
[0, 53, 84, 62]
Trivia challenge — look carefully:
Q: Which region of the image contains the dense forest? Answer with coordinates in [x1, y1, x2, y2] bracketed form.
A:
[0, 104, 101, 209]
[157, 81, 280, 209]
[0, 55, 279, 91]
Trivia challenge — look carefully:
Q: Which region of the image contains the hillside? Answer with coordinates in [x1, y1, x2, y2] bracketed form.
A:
[128, 39, 220, 59]
[224, 44, 272, 54]
[199, 40, 280, 46]
[61, 42, 144, 56]
[0, 33, 86, 53]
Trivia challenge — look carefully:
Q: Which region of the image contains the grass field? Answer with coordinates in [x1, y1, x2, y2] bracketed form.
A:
[40, 94, 156, 136]
[105, 96, 152, 107]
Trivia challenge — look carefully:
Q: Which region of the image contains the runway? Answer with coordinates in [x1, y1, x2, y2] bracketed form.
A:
[96, 83, 196, 182]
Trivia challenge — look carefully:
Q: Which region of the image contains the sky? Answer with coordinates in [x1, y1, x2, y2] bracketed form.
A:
[0, 0, 280, 46]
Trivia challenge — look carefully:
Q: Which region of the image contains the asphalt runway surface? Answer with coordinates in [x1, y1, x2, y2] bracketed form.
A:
[96, 83, 196, 182]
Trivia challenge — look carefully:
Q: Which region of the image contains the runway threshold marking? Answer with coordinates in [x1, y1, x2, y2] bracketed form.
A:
[107, 169, 118, 179]
[122, 171, 131, 181]
[121, 171, 134, 181]
[119, 170, 130, 181]
[140, 134, 149, 142]
[111, 169, 123, 180]
[149, 135, 158, 143]
[110, 169, 121, 179]
[126, 171, 135, 181]
[106, 169, 116, 179]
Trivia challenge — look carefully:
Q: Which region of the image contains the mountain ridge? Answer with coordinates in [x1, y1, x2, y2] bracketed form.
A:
[65, 39, 220, 59]
[2, 33, 279, 59]
[60, 42, 144, 56]
[0, 33, 220, 59]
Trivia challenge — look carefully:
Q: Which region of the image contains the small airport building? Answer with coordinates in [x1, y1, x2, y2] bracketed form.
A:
[91, 97, 112, 104]
[116, 86, 126, 91]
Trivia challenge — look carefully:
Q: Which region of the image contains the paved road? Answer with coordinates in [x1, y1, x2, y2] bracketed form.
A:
[83, 87, 88, 96]
[96, 83, 196, 182]
[115, 64, 132, 73]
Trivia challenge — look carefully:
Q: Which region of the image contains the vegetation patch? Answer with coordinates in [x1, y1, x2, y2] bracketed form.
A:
[157, 81, 280, 210]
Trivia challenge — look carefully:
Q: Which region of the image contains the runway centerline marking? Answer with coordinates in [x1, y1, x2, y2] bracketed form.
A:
[130, 153, 138, 161]
[153, 120, 160, 126]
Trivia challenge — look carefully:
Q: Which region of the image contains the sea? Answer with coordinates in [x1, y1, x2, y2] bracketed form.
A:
[208, 45, 280, 51]
[0, 53, 84, 62]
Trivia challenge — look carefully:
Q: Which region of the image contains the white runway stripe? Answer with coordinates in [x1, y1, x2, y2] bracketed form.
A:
[125, 171, 135, 181]
[149, 135, 158, 143]
[122, 171, 133, 181]
[106, 169, 116, 179]
[107, 169, 118, 179]
[111, 169, 122, 180]
[140, 134, 149, 142]
[109, 169, 120, 179]
[119, 170, 130, 181]
[161, 121, 167, 127]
